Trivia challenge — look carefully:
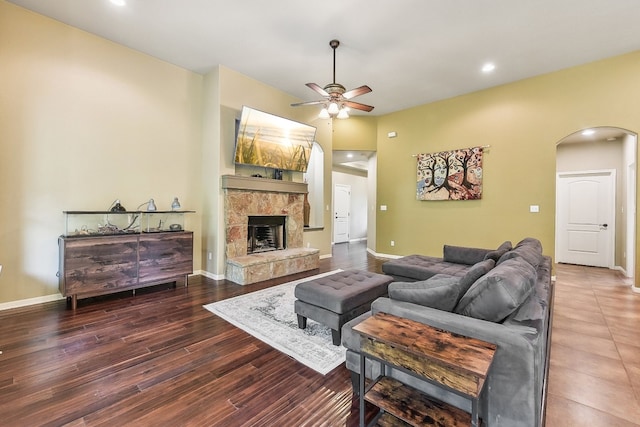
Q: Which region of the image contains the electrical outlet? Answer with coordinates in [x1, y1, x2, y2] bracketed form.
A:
[391, 240, 395, 247]
[208, 252, 212, 260]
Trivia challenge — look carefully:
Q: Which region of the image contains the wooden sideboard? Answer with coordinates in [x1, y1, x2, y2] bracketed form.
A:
[58, 231, 193, 309]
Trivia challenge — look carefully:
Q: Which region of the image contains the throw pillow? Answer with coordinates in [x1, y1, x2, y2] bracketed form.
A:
[497, 240, 513, 251]
[443, 245, 489, 265]
[458, 259, 495, 298]
[497, 245, 543, 268]
[389, 275, 462, 312]
[515, 237, 542, 252]
[483, 248, 509, 262]
[454, 258, 537, 322]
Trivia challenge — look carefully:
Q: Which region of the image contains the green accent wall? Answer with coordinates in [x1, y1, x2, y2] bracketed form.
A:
[332, 116, 378, 151]
[372, 51, 640, 286]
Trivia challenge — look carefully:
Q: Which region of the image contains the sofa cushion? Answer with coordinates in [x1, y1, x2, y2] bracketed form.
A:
[498, 240, 543, 268]
[382, 255, 471, 281]
[483, 241, 512, 262]
[454, 257, 536, 322]
[389, 275, 462, 311]
[443, 245, 490, 265]
[483, 248, 509, 262]
[497, 240, 513, 251]
[458, 258, 495, 296]
[516, 237, 542, 252]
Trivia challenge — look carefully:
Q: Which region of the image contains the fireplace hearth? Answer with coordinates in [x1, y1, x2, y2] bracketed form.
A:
[247, 216, 286, 254]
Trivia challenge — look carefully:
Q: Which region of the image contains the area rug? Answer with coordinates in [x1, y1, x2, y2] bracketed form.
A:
[203, 270, 346, 375]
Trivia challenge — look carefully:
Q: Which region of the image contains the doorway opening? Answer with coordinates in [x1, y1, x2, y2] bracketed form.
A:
[332, 151, 376, 248]
[555, 127, 637, 279]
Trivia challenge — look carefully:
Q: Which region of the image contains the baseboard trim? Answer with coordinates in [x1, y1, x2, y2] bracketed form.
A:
[319, 254, 333, 260]
[366, 248, 402, 259]
[612, 265, 634, 278]
[0, 293, 65, 312]
[196, 270, 224, 281]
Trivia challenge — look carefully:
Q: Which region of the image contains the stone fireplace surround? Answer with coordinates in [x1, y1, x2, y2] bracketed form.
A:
[222, 175, 319, 285]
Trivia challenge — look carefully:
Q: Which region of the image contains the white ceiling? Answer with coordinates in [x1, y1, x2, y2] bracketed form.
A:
[8, 0, 640, 116]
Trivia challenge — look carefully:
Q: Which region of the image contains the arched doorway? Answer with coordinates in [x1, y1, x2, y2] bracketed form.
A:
[555, 127, 637, 279]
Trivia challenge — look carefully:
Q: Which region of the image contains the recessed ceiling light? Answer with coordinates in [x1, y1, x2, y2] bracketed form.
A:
[581, 129, 595, 136]
[347, 153, 353, 158]
[481, 63, 496, 73]
[110, 0, 126, 6]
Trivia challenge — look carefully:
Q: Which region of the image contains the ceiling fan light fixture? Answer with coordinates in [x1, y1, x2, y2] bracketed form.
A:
[291, 39, 373, 117]
[318, 107, 330, 119]
[337, 108, 349, 119]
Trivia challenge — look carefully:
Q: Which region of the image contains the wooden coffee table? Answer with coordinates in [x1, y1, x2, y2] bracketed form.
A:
[353, 312, 496, 427]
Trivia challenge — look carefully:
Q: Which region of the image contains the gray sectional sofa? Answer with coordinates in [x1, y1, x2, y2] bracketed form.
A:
[342, 238, 553, 427]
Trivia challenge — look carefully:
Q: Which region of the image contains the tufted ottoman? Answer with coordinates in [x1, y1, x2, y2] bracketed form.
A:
[294, 269, 394, 345]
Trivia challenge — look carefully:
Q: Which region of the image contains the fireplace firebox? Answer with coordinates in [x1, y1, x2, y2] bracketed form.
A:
[247, 216, 286, 254]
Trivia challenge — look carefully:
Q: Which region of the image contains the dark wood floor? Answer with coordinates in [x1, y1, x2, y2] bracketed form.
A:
[0, 242, 639, 426]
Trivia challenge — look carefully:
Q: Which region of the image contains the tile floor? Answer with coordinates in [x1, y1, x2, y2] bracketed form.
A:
[545, 263, 640, 426]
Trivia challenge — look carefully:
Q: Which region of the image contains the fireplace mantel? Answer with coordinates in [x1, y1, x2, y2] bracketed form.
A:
[222, 175, 308, 194]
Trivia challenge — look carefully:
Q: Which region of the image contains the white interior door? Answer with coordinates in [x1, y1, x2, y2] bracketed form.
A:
[556, 170, 615, 267]
[333, 184, 350, 244]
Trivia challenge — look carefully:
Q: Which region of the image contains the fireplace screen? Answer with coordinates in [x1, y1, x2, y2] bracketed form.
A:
[247, 216, 286, 254]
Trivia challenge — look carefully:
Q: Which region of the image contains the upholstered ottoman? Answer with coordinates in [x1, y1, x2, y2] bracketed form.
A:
[294, 269, 394, 345]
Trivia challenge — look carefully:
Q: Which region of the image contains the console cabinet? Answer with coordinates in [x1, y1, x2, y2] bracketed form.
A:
[58, 231, 193, 309]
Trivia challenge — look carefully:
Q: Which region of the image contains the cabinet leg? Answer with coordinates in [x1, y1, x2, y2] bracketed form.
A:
[71, 294, 77, 310]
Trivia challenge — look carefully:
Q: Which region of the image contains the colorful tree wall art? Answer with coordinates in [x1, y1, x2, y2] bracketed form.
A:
[416, 146, 484, 201]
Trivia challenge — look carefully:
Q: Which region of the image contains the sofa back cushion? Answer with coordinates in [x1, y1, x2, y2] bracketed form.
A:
[458, 258, 495, 297]
[389, 275, 463, 311]
[497, 237, 543, 268]
[454, 257, 537, 322]
[497, 240, 513, 251]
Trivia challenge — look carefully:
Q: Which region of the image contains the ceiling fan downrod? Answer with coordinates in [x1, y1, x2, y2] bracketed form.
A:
[330, 39, 339, 85]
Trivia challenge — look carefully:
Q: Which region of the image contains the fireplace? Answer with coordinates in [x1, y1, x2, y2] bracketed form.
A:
[222, 175, 318, 285]
[247, 215, 286, 254]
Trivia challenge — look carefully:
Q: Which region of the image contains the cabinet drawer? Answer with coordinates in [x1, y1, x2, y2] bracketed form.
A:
[60, 235, 138, 296]
[138, 232, 193, 284]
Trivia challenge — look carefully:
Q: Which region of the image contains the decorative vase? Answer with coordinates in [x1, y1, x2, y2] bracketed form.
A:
[303, 193, 311, 227]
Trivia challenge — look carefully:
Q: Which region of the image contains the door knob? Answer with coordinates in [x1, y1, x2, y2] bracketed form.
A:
[600, 224, 608, 228]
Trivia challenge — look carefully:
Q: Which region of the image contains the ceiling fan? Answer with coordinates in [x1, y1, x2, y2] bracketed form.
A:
[291, 39, 374, 119]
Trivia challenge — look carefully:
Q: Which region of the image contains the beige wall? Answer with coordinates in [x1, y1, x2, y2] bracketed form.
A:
[0, 2, 203, 304]
[373, 51, 640, 287]
[0, 2, 336, 306]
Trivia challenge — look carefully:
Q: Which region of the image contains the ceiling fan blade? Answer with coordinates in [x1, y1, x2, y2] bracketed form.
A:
[343, 85, 372, 99]
[306, 83, 329, 97]
[343, 100, 374, 112]
[291, 100, 326, 107]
